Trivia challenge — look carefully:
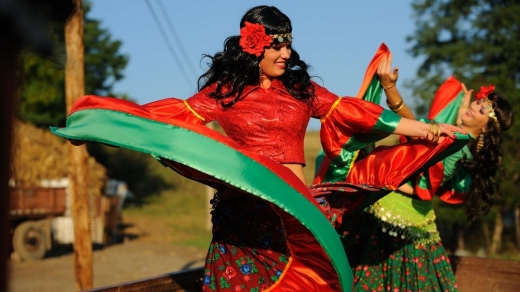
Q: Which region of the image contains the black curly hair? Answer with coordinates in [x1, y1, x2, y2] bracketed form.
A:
[197, 5, 314, 107]
[459, 92, 513, 222]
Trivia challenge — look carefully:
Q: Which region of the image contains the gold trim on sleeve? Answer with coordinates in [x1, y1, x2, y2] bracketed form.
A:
[183, 100, 206, 122]
[320, 97, 342, 123]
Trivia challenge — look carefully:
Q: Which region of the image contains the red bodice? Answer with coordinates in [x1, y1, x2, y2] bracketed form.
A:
[186, 79, 338, 164]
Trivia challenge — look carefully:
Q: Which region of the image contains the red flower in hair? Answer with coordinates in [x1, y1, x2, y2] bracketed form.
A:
[239, 22, 272, 57]
[474, 84, 496, 100]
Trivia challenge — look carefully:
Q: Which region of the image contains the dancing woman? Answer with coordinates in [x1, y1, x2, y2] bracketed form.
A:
[53, 7, 467, 291]
[332, 54, 513, 291]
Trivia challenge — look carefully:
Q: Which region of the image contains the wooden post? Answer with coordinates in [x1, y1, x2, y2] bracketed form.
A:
[65, 1, 93, 290]
[0, 35, 20, 292]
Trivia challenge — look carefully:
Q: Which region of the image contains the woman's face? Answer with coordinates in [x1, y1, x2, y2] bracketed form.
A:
[461, 99, 492, 133]
[259, 42, 292, 79]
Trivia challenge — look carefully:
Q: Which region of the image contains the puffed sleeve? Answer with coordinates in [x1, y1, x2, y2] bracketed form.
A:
[413, 146, 471, 203]
[311, 81, 402, 167]
[143, 84, 217, 125]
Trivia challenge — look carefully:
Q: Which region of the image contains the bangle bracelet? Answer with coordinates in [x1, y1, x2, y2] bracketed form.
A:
[391, 102, 405, 112]
[386, 99, 404, 112]
[427, 120, 441, 142]
[384, 84, 396, 91]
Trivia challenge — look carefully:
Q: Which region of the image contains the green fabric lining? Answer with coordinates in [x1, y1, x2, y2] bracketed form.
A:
[342, 109, 401, 151]
[433, 91, 464, 125]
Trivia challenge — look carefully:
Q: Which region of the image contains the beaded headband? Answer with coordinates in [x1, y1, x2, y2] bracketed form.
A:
[482, 98, 501, 132]
[270, 33, 292, 44]
[239, 21, 292, 56]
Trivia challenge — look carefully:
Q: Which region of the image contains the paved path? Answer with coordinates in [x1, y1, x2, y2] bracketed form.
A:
[8, 240, 206, 292]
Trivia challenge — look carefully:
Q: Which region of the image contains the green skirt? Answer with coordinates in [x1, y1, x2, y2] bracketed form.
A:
[339, 192, 458, 291]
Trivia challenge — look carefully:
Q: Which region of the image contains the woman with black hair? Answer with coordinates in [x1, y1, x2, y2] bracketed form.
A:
[335, 55, 513, 291]
[53, 6, 468, 291]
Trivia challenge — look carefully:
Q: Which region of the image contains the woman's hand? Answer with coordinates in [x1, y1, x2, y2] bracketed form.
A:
[455, 83, 473, 126]
[425, 122, 468, 144]
[394, 118, 468, 143]
[376, 53, 399, 90]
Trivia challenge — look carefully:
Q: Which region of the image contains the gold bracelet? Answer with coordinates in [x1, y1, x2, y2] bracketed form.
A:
[428, 120, 440, 142]
[386, 99, 404, 112]
[383, 84, 396, 91]
[392, 102, 405, 112]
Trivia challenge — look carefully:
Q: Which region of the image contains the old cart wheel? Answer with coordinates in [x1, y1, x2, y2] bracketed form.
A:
[12, 221, 47, 261]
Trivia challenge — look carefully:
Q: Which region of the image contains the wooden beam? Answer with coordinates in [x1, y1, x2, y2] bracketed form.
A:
[65, 1, 93, 290]
[83, 267, 204, 292]
[83, 256, 520, 292]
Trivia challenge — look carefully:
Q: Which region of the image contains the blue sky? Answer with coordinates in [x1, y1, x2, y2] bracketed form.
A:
[89, 1, 423, 129]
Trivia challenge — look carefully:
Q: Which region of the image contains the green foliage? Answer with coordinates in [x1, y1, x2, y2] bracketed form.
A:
[17, 1, 165, 206]
[19, 1, 129, 128]
[407, 0, 520, 115]
[19, 49, 67, 127]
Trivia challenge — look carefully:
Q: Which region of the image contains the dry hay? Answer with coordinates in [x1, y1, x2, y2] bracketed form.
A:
[10, 120, 106, 196]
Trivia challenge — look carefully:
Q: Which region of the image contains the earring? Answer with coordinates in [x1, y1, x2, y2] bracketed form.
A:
[476, 133, 484, 152]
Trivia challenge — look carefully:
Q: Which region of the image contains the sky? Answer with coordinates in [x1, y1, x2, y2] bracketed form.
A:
[89, 0, 423, 130]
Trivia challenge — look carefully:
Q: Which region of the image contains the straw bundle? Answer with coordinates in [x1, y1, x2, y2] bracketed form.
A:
[10, 120, 106, 196]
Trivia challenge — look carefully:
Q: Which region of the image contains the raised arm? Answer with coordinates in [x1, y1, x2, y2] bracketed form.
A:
[376, 53, 415, 120]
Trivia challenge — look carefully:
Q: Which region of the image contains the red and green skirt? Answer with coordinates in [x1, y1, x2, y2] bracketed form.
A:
[339, 193, 458, 292]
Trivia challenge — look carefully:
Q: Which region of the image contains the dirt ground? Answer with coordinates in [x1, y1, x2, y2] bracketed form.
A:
[7, 216, 208, 292]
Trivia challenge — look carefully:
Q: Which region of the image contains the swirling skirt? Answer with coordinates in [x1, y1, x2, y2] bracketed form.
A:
[50, 95, 468, 292]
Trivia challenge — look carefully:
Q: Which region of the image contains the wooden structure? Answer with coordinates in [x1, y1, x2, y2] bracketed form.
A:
[83, 268, 203, 292]
[82, 255, 520, 292]
[10, 187, 67, 217]
[9, 187, 121, 261]
[9, 187, 67, 261]
[64, 0, 92, 289]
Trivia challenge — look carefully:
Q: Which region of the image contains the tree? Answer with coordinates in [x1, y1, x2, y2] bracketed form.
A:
[407, 0, 520, 255]
[18, 1, 171, 204]
[19, 1, 129, 128]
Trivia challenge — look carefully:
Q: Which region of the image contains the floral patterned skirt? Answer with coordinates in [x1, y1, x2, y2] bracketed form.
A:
[339, 210, 458, 292]
[202, 193, 289, 291]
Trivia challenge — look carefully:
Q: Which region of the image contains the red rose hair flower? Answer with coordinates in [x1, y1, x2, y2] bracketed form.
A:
[239, 21, 273, 57]
[475, 84, 496, 100]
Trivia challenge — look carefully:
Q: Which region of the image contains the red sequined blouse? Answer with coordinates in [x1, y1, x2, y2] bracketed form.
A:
[182, 79, 386, 165]
[142, 79, 390, 164]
